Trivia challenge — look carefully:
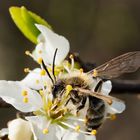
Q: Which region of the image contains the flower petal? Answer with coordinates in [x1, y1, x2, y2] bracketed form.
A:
[26, 116, 58, 140]
[35, 24, 70, 65]
[0, 81, 43, 112]
[8, 118, 32, 140]
[21, 68, 50, 90]
[0, 128, 8, 137]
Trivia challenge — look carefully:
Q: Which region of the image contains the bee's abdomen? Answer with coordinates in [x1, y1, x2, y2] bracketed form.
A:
[86, 97, 105, 131]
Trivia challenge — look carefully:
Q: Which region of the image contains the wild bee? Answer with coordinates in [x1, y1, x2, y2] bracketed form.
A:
[42, 51, 140, 132]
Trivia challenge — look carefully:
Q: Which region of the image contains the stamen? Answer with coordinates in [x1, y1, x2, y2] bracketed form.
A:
[25, 50, 31, 55]
[36, 79, 40, 84]
[65, 85, 73, 96]
[38, 50, 42, 54]
[24, 68, 30, 73]
[93, 69, 98, 77]
[69, 54, 74, 70]
[37, 57, 43, 64]
[43, 128, 49, 134]
[75, 125, 80, 132]
[40, 69, 46, 76]
[80, 68, 84, 73]
[21, 90, 28, 96]
[39, 90, 44, 96]
[91, 130, 97, 135]
[23, 97, 29, 103]
[110, 114, 116, 120]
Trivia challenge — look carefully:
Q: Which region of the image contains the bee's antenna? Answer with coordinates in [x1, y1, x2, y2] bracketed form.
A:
[42, 60, 55, 85]
[52, 48, 58, 82]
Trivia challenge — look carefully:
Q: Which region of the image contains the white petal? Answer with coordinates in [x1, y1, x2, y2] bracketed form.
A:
[106, 99, 126, 114]
[78, 133, 96, 140]
[0, 81, 43, 112]
[0, 128, 8, 137]
[35, 24, 70, 65]
[26, 116, 58, 140]
[21, 68, 49, 90]
[100, 80, 112, 95]
[8, 118, 32, 140]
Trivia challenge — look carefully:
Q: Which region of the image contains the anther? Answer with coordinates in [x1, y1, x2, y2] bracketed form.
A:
[23, 97, 29, 103]
[25, 50, 30, 55]
[36, 80, 40, 84]
[37, 57, 43, 64]
[38, 50, 42, 54]
[39, 90, 44, 96]
[43, 128, 49, 134]
[24, 68, 30, 73]
[40, 69, 46, 76]
[91, 130, 97, 135]
[75, 125, 80, 132]
[80, 68, 84, 73]
[21, 90, 28, 96]
[66, 85, 73, 91]
[110, 114, 116, 120]
[93, 69, 98, 77]
[69, 54, 74, 59]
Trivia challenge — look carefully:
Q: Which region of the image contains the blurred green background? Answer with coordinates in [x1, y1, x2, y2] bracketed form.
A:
[0, 0, 140, 140]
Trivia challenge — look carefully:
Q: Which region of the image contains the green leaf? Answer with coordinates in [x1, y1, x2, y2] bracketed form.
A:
[9, 6, 52, 44]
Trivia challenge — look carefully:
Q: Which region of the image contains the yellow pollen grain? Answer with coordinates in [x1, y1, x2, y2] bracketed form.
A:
[38, 50, 42, 54]
[84, 118, 88, 124]
[23, 97, 29, 103]
[39, 90, 44, 96]
[25, 50, 30, 55]
[37, 57, 43, 64]
[36, 80, 40, 84]
[110, 114, 116, 120]
[24, 68, 30, 73]
[80, 68, 84, 73]
[93, 69, 98, 77]
[43, 128, 49, 134]
[75, 125, 80, 132]
[40, 69, 46, 76]
[48, 68, 52, 72]
[21, 90, 28, 96]
[69, 54, 74, 59]
[66, 85, 73, 91]
[91, 130, 97, 135]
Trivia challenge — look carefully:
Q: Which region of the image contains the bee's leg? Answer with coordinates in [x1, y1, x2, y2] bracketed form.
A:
[76, 96, 87, 113]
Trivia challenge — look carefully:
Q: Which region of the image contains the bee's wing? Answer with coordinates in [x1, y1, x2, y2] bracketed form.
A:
[88, 51, 140, 79]
[74, 88, 125, 113]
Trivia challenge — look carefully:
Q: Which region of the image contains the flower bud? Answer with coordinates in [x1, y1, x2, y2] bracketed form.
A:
[8, 118, 32, 140]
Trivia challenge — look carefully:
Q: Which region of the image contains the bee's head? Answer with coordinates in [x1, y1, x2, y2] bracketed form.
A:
[52, 79, 65, 98]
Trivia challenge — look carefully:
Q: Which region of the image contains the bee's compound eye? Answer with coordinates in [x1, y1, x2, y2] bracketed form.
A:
[52, 82, 64, 98]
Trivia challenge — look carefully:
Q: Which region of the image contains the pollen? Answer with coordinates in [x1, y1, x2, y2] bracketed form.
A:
[75, 125, 80, 132]
[36, 79, 40, 84]
[25, 50, 30, 55]
[39, 90, 44, 96]
[43, 128, 49, 134]
[110, 114, 117, 120]
[40, 69, 46, 76]
[69, 54, 74, 59]
[80, 68, 84, 73]
[38, 50, 42, 54]
[91, 129, 97, 135]
[23, 97, 29, 103]
[24, 68, 30, 73]
[37, 57, 43, 64]
[66, 85, 73, 96]
[93, 69, 98, 77]
[21, 90, 28, 96]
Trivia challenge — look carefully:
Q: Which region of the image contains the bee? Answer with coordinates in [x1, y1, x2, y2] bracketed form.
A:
[42, 51, 140, 132]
